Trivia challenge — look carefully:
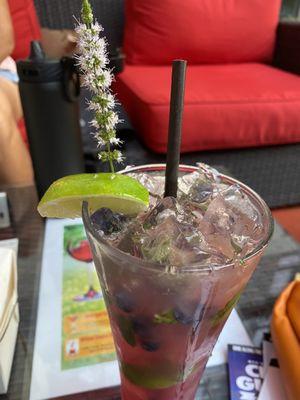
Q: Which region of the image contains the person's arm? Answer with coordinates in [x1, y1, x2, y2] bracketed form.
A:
[0, 0, 15, 63]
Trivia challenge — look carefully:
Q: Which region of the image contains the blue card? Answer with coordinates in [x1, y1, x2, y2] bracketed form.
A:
[228, 344, 263, 400]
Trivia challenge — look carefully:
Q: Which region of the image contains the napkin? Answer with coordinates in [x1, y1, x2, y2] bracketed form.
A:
[271, 278, 300, 400]
[0, 249, 17, 331]
[0, 247, 19, 394]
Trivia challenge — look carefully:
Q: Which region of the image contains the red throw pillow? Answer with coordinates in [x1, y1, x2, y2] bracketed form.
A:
[124, 0, 281, 65]
[8, 0, 41, 61]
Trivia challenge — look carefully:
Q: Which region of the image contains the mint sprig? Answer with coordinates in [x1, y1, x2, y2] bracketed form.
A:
[154, 309, 177, 324]
[76, 0, 123, 172]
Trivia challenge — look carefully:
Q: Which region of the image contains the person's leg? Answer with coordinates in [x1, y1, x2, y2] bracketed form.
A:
[0, 76, 22, 120]
[0, 77, 33, 184]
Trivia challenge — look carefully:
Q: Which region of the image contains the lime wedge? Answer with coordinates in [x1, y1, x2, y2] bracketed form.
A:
[121, 362, 181, 389]
[37, 173, 149, 218]
[121, 360, 201, 390]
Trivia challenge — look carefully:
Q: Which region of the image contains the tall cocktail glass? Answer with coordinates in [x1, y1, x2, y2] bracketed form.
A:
[82, 164, 273, 400]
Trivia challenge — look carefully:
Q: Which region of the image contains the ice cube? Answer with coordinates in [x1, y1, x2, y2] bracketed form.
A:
[223, 185, 264, 240]
[139, 230, 172, 264]
[128, 172, 165, 201]
[178, 167, 214, 205]
[116, 219, 144, 256]
[199, 185, 264, 259]
[142, 196, 180, 228]
[91, 208, 128, 235]
[99, 167, 265, 268]
[197, 162, 221, 183]
[204, 195, 234, 234]
[117, 198, 182, 258]
[168, 244, 212, 267]
[190, 182, 213, 203]
[138, 222, 211, 267]
[132, 198, 213, 267]
[178, 171, 203, 196]
[205, 232, 235, 260]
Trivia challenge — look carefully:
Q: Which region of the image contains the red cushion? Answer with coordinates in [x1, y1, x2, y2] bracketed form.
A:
[8, 0, 41, 61]
[114, 63, 300, 153]
[124, 0, 281, 65]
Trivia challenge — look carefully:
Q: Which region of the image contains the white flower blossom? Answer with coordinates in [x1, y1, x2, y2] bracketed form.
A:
[109, 137, 123, 146]
[89, 119, 100, 129]
[106, 113, 119, 128]
[87, 93, 115, 112]
[89, 21, 103, 36]
[100, 69, 113, 88]
[82, 74, 98, 92]
[92, 133, 106, 147]
[115, 151, 124, 163]
[75, 0, 123, 172]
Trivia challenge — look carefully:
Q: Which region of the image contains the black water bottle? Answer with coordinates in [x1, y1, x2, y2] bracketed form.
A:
[17, 41, 85, 198]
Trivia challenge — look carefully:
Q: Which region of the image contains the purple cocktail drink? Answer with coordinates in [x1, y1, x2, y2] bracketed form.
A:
[82, 164, 273, 400]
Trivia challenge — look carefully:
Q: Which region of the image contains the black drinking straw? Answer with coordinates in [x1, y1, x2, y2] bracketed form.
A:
[164, 60, 187, 198]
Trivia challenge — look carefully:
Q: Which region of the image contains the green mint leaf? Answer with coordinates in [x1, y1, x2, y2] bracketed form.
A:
[197, 202, 209, 212]
[231, 239, 243, 254]
[211, 290, 242, 327]
[154, 310, 177, 324]
[141, 235, 171, 264]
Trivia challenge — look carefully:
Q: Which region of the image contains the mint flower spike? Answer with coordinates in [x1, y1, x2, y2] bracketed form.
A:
[75, 0, 124, 173]
[81, 0, 93, 26]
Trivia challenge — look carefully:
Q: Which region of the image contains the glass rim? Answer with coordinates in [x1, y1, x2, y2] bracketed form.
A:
[82, 163, 274, 274]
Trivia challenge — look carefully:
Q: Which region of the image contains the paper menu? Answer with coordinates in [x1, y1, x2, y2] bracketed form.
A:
[0, 238, 18, 255]
[0, 248, 19, 394]
[30, 219, 120, 400]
